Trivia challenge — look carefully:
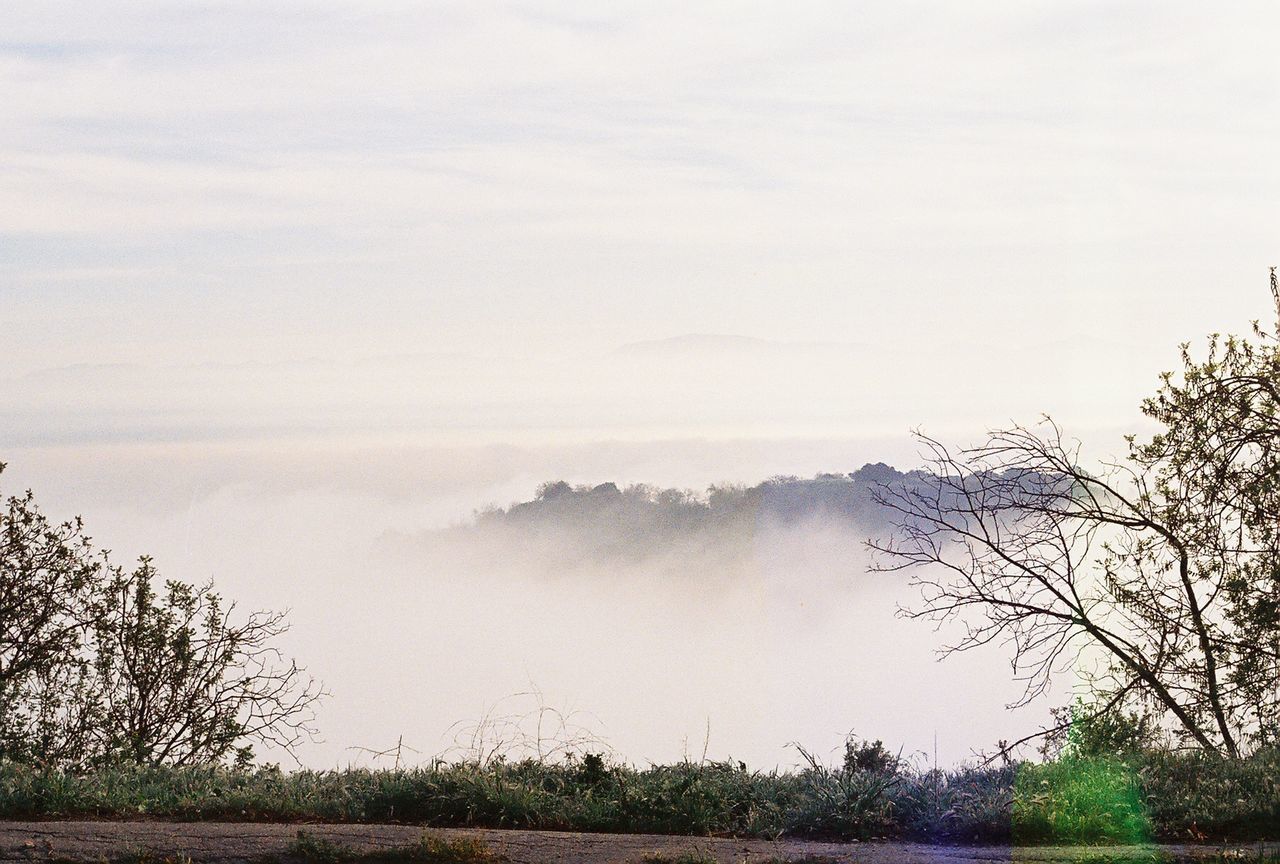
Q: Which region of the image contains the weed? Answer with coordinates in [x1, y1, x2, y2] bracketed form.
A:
[290, 832, 355, 864]
[49, 852, 194, 864]
[640, 851, 718, 864]
[288, 831, 502, 863]
[405, 835, 502, 864]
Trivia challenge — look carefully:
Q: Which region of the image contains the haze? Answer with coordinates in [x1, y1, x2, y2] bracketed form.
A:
[3, 2, 1278, 768]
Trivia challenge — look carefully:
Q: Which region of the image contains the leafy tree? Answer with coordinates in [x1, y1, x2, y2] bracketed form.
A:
[0, 465, 323, 767]
[873, 274, 1280, 758]
[843, 736, 900, 775]
[1039, 698, 1164, 760]
[0, 462, 103, 764]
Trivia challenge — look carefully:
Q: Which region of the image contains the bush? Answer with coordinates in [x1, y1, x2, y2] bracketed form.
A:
[0, 466, 323, 769]
[2, 747, 1279, 844]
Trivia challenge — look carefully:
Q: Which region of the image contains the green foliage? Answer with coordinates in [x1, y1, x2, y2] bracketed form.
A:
[291, 832, 356, 864]
[1134, 327, 1280, 752]
[640, 851, 717, 864]
[87, 561, 322, 767]
[1013, 759, 1151, 845]
[290, 831, 502, 863]
[785, 745, 900, 839]
[1044, 701, 1165, 760]
[405, 835, 501, 864]
[9, 745, 1277, 845]
[7, 746, 1276, 845]
[1138, 747, 1280, 841]
[841, 738, 898, 775]
[891, 763, 1018, 843]
[0, 466, 322, 769]
[49, 852, 196, 864]
[0, 462, 105, 766]
[875, 282, 1280, 760]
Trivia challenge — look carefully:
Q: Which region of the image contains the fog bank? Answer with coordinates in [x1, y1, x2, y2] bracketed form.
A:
[2, 438, 1059, 769]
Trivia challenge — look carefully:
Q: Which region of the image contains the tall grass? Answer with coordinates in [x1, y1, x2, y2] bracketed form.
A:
[2, 749, 1278, 844]
[1013, 759, 1151, 844]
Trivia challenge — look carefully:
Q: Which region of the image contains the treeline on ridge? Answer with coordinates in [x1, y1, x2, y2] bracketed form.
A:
[457, 463, 924, 561]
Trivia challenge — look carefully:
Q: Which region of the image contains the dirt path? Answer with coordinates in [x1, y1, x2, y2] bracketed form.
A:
[0, 822, 1272, 864]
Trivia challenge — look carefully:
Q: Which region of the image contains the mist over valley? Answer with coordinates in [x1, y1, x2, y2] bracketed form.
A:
[0, 440, 1053, 770]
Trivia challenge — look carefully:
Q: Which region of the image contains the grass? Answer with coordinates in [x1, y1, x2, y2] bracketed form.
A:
[1013, 759, 1152, 844]
[640, 852, 718, 864]
[288, 830, 503, 863]
[4, 748, 1280, 846]
[1067, 855, 1280, 864]
[51, 854, 196, 864]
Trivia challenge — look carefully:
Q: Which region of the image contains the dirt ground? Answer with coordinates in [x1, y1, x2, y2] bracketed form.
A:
[0, 822, 1273, 864]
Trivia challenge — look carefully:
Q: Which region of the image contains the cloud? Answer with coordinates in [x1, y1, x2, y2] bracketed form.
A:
[3, 1, 1277, 396]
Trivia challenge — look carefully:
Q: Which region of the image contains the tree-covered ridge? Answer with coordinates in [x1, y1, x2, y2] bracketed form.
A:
[460, 464, 926, 561]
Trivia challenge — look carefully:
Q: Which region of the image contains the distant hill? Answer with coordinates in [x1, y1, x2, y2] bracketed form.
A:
[447, 464, 929, 565]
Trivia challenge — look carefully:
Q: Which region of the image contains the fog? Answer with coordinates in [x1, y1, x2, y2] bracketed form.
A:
[5, 0, 1274, 786]
[1, 436, 1064, 770]
[3, 334, 1162, 448]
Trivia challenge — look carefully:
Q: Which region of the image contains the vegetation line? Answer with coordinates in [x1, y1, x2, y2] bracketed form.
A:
[2, 735, 1279, 846]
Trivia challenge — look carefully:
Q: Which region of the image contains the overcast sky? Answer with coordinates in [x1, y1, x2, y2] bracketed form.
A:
[3, 2, 1279, 767]
[4, 0, 1279, 446]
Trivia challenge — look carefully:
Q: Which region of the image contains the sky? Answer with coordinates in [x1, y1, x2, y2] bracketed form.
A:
[2, 1, 1279, 768]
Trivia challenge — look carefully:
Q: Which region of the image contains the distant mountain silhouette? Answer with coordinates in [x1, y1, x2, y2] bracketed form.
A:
[451, 465, 931, 564]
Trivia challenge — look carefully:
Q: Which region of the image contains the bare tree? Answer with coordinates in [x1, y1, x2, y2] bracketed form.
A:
[89, 559, 325, 767]
[872, 279, 1280, 758]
